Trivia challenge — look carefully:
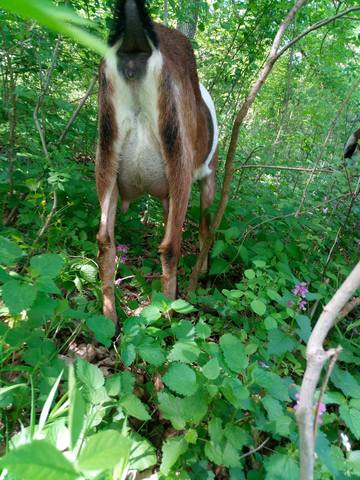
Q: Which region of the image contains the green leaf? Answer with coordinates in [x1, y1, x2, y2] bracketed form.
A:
[339, 405, 360, 439]
[37, 370, 63, 436]
[262, 395, 283, 421]
[331, 366, 360, 398]
[163, 363, 197, 396]
[68, 366, 86, 451]
[348, 451, 360, 476]
[158, 392, 186, 429]
[185, 429, 198, 444]
[78, 430, 132, 470]
[160, 436, 188, 475]
[202, 358, 220, 380]
[168, 341, 200, 364]
[221, 377, 249, 408]
[138, 343, 165, 366]
[250, 299, 266, 316]
[141, 305, 161, 323]
[79, 264, 97, 283]
[171, 299, 196, 314]
[120, 394, 151, 421]
[264, 452, 299, 479]
[0, 0, 107, 55]
[30, 254, 64, 279]
[295, 314, 311, 342]
[86, 315, 115, 347]
[266, 288, 281, 302]
[2, 280, 37, 314]
[220, 333, 248, 373]
[0, 440, 78, 480]
[195, 319, 212, 339]
[268, 329, 296, 356]
[209, 258, 230, 275]
[129, 433, 157, 471]
[0, 236, 23, 265]
[252, 367, 290, 401]
[264, 316, 277, 330]
[76, 359, 104, 390]
[244, 269, 255, 279]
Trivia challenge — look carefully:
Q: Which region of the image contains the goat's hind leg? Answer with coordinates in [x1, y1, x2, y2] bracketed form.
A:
[199, 153, 217, 275]
[96, 176, 119, 326]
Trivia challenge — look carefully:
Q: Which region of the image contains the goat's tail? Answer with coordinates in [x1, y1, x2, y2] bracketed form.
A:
[108, 0, 158, 51]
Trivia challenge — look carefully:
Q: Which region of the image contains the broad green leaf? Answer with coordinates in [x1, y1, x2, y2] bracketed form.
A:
[0, 383, 27, 397]
[120, 394, 151, 421]
[129, 433, 157, 471]
[264, 452, 299, 479]
[163, 363, 197, 396]
[2, 280, 37, 314]
[209, 258, 230, 275]
[168, 340, 200, 364]
[30, 254, 64, 279]
[79, 264, 97, 283]
[339, 406, 360, 439]
[295, 314, 311, 342]
[250, 299, 266, 316]
[268, 329, 296, 356]
[244, 269, 255, 279]
[185, 429, 198, 444]
[171, 299, 196, 314]
[158, 392, 186, 429]
[86, 315, 115, 347]
[348, 451, 360, 475]
[202, 358, 220, 380]
[195, 319, 212, 338]
[264, 316, 278, 330]
[138, 343, 166, 366]
[266, 288, 281, 302]
[221, 377, 249, 408]
[76, 359, 104, 390]
[262, 395, 283, 421]
[160, 436, 188, 475]
[220, 333, 248, 372]
[0, 236, 23, 265]
[331, 366, 360, 398]
[78, 430, 132, 470]
[0, 440, 78, 480]
[141, 305, 161, 323]
[252, 367, 290, 401]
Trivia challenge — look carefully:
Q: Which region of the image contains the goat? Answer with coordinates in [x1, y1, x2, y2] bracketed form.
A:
[344, 127, 360, 159]
[96, 0, 218, 325]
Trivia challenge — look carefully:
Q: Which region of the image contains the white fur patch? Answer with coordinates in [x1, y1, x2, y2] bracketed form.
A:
[104, 45, 167, 200]
[193, 83, 219, 181]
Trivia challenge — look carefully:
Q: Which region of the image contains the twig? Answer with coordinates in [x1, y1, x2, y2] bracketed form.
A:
[313, 346, 342, 438]
[57, 73, 98, 144]
[235, 164, 335, 173]
[239, 437, 270, 460]
[296, 261, 360, 480]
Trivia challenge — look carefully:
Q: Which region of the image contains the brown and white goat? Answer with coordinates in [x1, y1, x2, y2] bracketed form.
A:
[96, 0, 218, 325]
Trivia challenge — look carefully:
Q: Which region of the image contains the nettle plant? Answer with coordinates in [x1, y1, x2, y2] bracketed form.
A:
[1, 235, 360, 479]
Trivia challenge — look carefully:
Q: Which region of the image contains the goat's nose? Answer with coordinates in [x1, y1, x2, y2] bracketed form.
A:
[125, 68, 135, 80]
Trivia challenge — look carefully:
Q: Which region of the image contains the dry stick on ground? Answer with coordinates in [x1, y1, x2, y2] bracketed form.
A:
[296, 261, 360, 480]
[57, 73, 98, 145]
[188, 1, 360, 290]
[33, 38, 61, 243]
[296, 76, 360, 215]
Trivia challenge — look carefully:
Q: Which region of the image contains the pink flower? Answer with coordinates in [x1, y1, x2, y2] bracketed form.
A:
[116, 244, 129, 253]
[292, 282, 308, 298]
[298, 299, 307, 311]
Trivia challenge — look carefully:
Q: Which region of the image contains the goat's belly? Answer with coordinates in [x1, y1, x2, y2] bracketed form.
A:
[117, 129, 168, 201]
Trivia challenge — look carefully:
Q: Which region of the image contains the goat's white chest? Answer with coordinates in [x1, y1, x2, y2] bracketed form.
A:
[105, 49, 168, 200]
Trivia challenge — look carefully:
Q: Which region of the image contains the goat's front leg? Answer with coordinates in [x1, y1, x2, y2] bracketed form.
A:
[96, 175, 118, 326]
[159, 176, 192, 299]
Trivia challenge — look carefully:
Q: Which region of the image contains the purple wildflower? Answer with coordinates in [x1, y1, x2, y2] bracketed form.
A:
[115, 255, 119, 264]
[119, 255, 127, 264]
[292, 282, 308, 298]
[115, 278, 122, 286]
[293, 394, 326, 423]
[117, 244, 129, 253]
[299, 299, 307, 311]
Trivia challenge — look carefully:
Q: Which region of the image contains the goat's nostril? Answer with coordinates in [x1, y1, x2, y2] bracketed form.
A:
[126, 68, 135, 79]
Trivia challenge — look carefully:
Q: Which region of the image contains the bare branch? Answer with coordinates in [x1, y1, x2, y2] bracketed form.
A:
[296, 262, 360, 480]
[58, 73, 97, 145]
[277, 5, 360, 58]
[340, 296, 360, 319]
